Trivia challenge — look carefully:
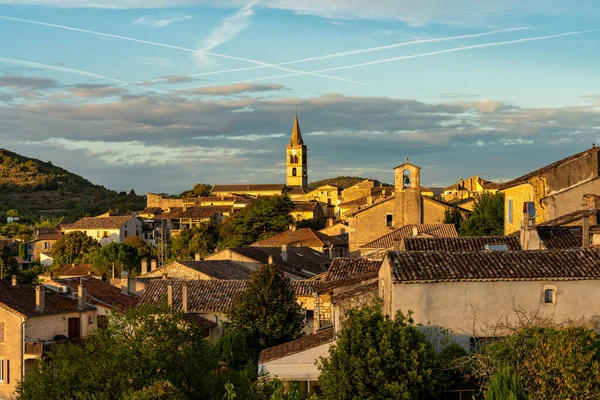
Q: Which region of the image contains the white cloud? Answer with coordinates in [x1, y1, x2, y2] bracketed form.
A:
[132, 14, 192, 28]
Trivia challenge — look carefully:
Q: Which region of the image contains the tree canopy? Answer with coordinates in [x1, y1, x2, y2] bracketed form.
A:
[88, 241, 140, 276]
[51, 231, 101, 266]
[318, 300, 442, 400]
[169, 224, 219, 261]
[179, 183, 212, 198]
[226, 263, 305, 349]
[219, 196, 294, 248]
[459, 193, 504, 236]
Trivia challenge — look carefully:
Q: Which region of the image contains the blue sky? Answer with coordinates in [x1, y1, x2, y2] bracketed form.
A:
[0, 0, 599, 194]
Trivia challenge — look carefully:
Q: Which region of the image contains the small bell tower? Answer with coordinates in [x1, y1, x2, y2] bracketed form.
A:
[286, 113, 308, 189]
[394, 157, 422, 226]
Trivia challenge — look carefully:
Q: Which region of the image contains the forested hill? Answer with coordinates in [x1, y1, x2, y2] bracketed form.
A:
[0, 149, 146, 220]
[308, 176, 392, 191]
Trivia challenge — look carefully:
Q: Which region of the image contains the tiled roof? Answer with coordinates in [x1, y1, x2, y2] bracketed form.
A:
[499, 146, 600, 190]
[339, 196, 370, 207]
[292, 201, 320, 212]
[254, 228, 345, 248]
[211, 184, 286, 193]
[139, 279, 314, 313]
[537, 226, 582, 249]
[287, 187, 307, 196]
[539, 208, 600, 227]
[232, 246, 330, 277]
[183, 313, 217, 328]
[139, 207, 163, 216]
[51, 263, 98, 278]
[258, 326, 334, 364]
[153, 206, 229, 220]
[0, 280, 92, 317]
[330, 281, 378, 303]
[401, 236, 521, 252]
[14, 257, 31, 264]
[324, 258, 382, 283]
[387, 248, 600, 283]
[142, 260, 253, 280]
[360, 224, 459, 249]
[291, 280, 317, 296]
[33, 228, 63, 241]
[59, 277, 139, 312]
[64, 215, 135, 230]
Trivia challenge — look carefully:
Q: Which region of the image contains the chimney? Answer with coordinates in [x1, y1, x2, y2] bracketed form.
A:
[583, 213, 591, 248]
[194, 253, 201, 261]
[11, 274, 17, 286]
[162, 272, 168, 280]
[412, 226, 419, 237]
[78, 279, 87, 310]
[35, 285, 45, 312]
[268, 255, 274, 265]
[120, 271, 129, 295]
[520, 202, 541, 250]
[366, 195, 374, 205]
[459, 177, 464, 188]
[327, 218, 335, 228]
[167, 282, 173, 307]
[182, 281, 188, 313]
[141, 258, 148, 275]
[150, 259, 157, 271]
[393, 239, 401, 252]
[281, 244, 288, 262]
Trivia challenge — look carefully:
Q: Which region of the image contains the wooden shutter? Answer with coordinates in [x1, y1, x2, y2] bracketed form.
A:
[1, 359, 9, 384]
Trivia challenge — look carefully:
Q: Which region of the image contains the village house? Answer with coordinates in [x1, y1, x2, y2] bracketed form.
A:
[63, 213, 142, 245]
[379, 248, 600, 351]
[140, 257, 253, 281]
[296, 185, 341, 215]
[38, 263, 100, 281]
[0, 278, 97, 400]
[500, 145, 600, 234]
[25, 228, 62, 263]
[253, 228, 348, 258]
[441, 175, 500, 204]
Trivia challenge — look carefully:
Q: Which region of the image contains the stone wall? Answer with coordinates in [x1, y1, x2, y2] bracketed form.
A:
[146, 193, 184, 209]
[347, 199, 395, 254]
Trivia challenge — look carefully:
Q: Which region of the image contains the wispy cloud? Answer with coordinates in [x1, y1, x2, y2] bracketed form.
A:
[0, 15, 366, 86]
[194, 2, 255, 68]
[177, 83, 284, 96]
[0, 75, 58, 89]
[132, 14, 192, 28]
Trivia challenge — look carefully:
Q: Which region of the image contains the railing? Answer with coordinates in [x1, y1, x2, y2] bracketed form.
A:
[25, 342, 43, 356]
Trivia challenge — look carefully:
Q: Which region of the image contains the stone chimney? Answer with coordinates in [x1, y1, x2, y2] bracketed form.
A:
[78, 279, 87, 310]
[583, 213, 591, 248]
[281, 244, 288, 262]
[268, 255, 274, 265]
[167, 282, 173, 307]
[150, 259, 157, 271]
[194, 253, 201, 261]
[35, 285, 45, 312]
[11, 274, 17, 286]
[182, 281, 188, 313]
[520, 202, 541, 250]
[120, 271, 129, 295]
[412, 226, 419, 237]
[141, 258, 148, 275]
[327, 218, 335, 227]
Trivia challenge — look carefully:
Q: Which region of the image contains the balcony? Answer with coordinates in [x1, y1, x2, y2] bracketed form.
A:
[24, 342, 43, 358]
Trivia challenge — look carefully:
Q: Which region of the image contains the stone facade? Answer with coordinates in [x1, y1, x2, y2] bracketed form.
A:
[286, 114, 308, 189]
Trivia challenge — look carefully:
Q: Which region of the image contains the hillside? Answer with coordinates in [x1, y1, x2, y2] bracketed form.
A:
[0, 149, 146, 220]
[308, 176, 392, 191]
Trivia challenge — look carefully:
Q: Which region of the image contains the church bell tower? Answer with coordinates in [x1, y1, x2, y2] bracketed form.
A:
[286, 113, 308, 189]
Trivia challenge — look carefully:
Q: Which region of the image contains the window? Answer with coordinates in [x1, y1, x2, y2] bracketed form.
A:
[292, 167, 297, 176]
[102, 231, 109, 238]
[0, 359, 9, 384]
[306, 310, 314, 319]
[544, 289, 555, 304]
[97, 231, 101, 238]
[386, 214, 393, 227]
[508, 199, 513, 223]
[124, 230, 128, 239]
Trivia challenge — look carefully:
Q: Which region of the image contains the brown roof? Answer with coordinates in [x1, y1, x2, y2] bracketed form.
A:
[183, 313, 217, 328]
[33, 228, 63, 241]
[211, 184, 286, 193]
[287, 187, 307, 196]
[360, 224, 459, 249]
[139, 207, 163, 216]
[143, 260, 253, 280]
[153, 206, 229, 220]
[232, 246, 330, 277]
[51, 264, 99, 278]
[0, 280, 92, 317]
[14, 257, 31, 265]
[537, 226, 582, 249]
[539, 208, 600, 227]
[387, 248, 600, 283]
[64, 215, 135, 230]
[401, 236, 521, 252]
[258, 326, 334, 364]
[499, 146, 600, 190]
[324, 258, 382, 283]
[254, 228, 345, 248]
[59, 277, 139, 312]
[292, 202, 320, 212]
[139, 279, 314, 313]
[330, 281, 379, 303]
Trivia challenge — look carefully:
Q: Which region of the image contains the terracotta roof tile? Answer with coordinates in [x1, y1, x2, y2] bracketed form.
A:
[292, 202, 320, 212]
[64, 215, 135, 230]
[324, 258, 382, 283]
[59, 277, 139, 312]
[153, 206, 230, 220]
[537, 226, 582, 249]
[539, 209, 600, 227]
[232, 246, 330, 277]
[360, 224, 459, 249]
[330, 281, 378, 303]
[142, 260, 253, 280]
[402, 236, 521, 252]
[51, 263, 99, 278]
[258, 327, 334, 364]
[211, 184, 286, 193]
[388, 248, 600, 283]
[254, 228, 344, 248]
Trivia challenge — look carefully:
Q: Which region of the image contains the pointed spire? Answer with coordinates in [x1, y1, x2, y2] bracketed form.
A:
[290, 112, 304, 145]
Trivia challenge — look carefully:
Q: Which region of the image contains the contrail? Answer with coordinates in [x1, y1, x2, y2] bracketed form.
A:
[0, 15, 367, 86]
[130, 26, 530, 86]
[196, 29, 599, 86]
[0, 57, 126, 84]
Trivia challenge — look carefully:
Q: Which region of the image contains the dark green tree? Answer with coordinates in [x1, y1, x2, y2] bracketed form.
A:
[179, 183, 212, 198]
[318, 300, 442, 400]
[459, 193, 504, 236]
[16, 306, 221, 400]
[169, 224, 219, 261]
[88, 241, 140, 276]
[443, 207, 463, 233]
[51, 231, 100, 266]
[125, 235, 156, 260]
[226, 263, 305, 349]
[219, 196, 294, 248]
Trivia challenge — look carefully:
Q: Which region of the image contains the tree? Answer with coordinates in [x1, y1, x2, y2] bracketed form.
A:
[88, 242, 140, 276]
[125, 235, 156, 260]
[468, 326, 600, 399]
[443, 207, 463, 233]
[459, 193, 504, 236]
[318, 300, 442, 400]
[169, 224, 219, 261]
[16, 306, 222, 400]
[7, 209, 19, 218]
[226, 263, 305, 349]
[179, 183, 212, 198]
[51, 231, 101, 266]
[219, 196, 294, 248]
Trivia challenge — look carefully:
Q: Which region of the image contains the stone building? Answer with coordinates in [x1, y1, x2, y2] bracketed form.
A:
[441, 175, 500, 203]
[25, 228, 63, 263]
[286, 113, 308, 190]
[500, 145, 600, 234]
[253, 228, 348, 258]
[63, 214, 142, 246]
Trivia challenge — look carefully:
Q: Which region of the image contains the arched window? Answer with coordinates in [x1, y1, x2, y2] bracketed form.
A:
[290, 154, 295, 164]
[292, 167, 297, 176]
[403, 169, 411, 189]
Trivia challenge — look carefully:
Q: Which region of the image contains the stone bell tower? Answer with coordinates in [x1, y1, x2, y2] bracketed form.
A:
[286, 113, 308, 189]
[393, 157, 422, 226]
